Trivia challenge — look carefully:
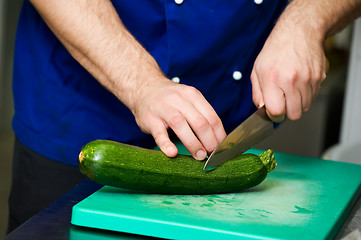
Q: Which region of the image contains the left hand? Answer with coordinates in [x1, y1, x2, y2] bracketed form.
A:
[251, 17, 327, 122]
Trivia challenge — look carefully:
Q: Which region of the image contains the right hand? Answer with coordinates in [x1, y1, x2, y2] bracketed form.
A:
[131, 79, 227, 160]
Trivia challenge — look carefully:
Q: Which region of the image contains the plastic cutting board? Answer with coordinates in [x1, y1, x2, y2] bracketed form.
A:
[71, 148, 361, 240]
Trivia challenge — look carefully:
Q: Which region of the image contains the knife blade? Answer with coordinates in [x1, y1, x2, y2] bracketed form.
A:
[203, 105, 274, 171]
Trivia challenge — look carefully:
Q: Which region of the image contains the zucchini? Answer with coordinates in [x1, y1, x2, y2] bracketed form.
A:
[79, 140, 276, 194]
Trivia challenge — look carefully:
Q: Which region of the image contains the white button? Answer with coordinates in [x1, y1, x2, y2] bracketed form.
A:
[175, 0, 183, 5]
[172, 77, 180, 83]
[254, 0, 263, 4]
[232, 71, 242, 81]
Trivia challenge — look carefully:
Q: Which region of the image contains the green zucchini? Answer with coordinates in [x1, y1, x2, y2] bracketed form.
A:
[79, 140, 276, 194]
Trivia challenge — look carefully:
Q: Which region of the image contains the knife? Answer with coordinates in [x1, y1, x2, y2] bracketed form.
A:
[203, 105, 274, 171]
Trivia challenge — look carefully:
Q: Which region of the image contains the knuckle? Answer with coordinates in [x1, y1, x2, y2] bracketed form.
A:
[313, 71, 325, 83]
[267, 107, 285, 122]
[284, 70, 299, 86]
[322, 71, 327, 81]
[153, 134, 167, 146]
[166, 90, 182, 102]
[168, 112, 184, 129]
[268, 105, 284, 117]
[193, 116, 210, 131]
[150, 122, 167, 139]
[268, 69, 280, 83]
[152, 128, 164, 140]
[281, 68, 311, 87]
[185, 86, 200, 96]
[208, 115, 221, 129]
[302, 68, 312, 80]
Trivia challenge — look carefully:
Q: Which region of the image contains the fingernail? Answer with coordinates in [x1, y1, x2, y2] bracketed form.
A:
[195, 150, 206, 160]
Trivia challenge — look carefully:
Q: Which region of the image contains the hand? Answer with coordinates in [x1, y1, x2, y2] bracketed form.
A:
[131, 80, 226, 160]
[251, 16, 327, 122]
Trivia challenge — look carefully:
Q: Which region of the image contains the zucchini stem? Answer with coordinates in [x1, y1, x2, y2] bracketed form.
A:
[258, 149, 276, 172]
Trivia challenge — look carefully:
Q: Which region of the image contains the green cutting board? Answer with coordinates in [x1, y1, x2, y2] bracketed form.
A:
[71, 148, 361, 240]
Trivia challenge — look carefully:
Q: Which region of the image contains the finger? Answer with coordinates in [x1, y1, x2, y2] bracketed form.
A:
[174, 98, 219, 156]
[250, 69, 264, 108]
[187, 89, 226, 150]
[298, 78, 313, 112]
[200, 111, 226, 148]
[311, 79, 321, 101]
[311, 68, 326, 102]
[283, 86, 303, 121]
[165, 110, 207, 160]
[308, 53, 326, 102]
[151, 121, 178, 158]
[181, 105, 220, 154]
[262, 83, 286, 122]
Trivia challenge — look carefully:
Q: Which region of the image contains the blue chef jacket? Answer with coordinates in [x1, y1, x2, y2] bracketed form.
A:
[12, 0, 287, 166]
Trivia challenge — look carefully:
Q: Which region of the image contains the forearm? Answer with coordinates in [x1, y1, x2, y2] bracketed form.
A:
[29, 0, 167, 110]
[279, 0, 361, 41]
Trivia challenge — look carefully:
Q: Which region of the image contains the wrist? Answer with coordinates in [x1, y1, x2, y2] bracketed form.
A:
[111, 51, 170, 114]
